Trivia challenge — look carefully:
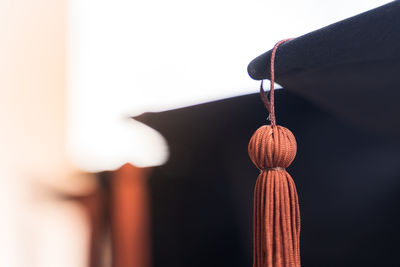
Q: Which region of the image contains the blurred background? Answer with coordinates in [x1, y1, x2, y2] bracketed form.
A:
[0, 0, 393, 266]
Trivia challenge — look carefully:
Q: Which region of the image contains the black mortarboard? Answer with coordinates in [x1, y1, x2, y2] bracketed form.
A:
[248, 1, 400, 136]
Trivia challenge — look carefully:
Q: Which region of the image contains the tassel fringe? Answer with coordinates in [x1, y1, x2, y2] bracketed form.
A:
[253, 169, 300, 267]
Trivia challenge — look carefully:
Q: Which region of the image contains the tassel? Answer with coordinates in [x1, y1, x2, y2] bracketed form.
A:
[248, 125, 300, 267]
[248, 39, 301, 267]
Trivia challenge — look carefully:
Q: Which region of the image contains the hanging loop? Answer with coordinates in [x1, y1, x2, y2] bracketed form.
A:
[259, 38, 293, 126]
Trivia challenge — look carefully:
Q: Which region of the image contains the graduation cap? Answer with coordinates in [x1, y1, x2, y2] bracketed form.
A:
[135, 1, 400, 266]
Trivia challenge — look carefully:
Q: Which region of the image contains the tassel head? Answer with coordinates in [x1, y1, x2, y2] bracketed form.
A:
[248, 125, 297, 169]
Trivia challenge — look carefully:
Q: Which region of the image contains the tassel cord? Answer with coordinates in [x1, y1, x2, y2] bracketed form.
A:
[260, 38, 293, 126]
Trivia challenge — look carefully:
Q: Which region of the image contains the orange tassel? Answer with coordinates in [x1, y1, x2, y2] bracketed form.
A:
[249, 39, 301, 267]
[248, 125, 300, 267]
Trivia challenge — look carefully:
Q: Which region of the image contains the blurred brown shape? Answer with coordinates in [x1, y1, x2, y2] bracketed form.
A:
[66, 164, 152, 267]
[110, 163, 152, 267]
[85, 185, 108, 267]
